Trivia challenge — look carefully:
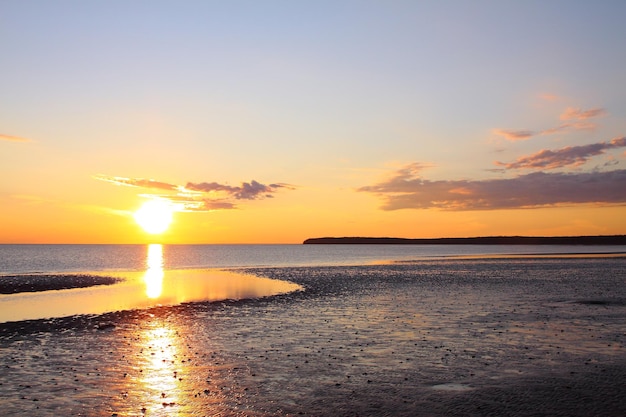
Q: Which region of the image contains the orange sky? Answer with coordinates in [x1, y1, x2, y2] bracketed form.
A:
[1, 2, 626, 243]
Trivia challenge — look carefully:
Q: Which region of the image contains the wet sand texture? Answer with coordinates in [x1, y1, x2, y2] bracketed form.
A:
[1, 258, 625, 416]
[0, 274, 121, 294]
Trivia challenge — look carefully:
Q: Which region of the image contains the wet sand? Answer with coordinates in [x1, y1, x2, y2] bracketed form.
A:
[0, 274, 121, 294]
[1, 258, 625, 416]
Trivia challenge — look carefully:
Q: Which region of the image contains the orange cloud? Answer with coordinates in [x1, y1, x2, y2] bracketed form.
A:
[492, 129, 535, 142]
[93, 175, 180, 191]
[538, 93, 560, 102]
[0, 133, 31, 142]
[560, 107, 607, 121]
[493, 106, 607, 142]
[538, 121, 597, 135]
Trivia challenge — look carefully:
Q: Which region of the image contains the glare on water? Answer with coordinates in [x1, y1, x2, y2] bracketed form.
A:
[136, 322, 182, 413]
[144, 244, 164, 299]
[0, 244, 302, 323]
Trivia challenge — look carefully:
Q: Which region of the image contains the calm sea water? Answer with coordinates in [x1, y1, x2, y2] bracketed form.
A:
[1, 244, 625, 274]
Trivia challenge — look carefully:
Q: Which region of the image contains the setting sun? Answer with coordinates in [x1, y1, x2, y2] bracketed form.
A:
[134, 200, 174, 234]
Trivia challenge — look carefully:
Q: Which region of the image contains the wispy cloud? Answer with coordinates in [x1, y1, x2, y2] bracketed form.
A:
[93, 175, 180, 192]
[496, 137, 626, 170]
[560, 107, 607, 121]
[0, 133, 31, 143]
[493, 106, 607, 142]
[95, 175, 293, 211]
[538, 93, 560, 102]
[491, 129, 535, 142]
[358, 164, 626, 211]
[137, 194, 237, 211]
[539, 121, 597, 135]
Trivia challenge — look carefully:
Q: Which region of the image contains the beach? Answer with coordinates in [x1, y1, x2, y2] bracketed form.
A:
[1, 257, 625, 416]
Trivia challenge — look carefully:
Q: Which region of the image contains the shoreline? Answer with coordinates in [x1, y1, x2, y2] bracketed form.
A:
[3, 251, 625, 296]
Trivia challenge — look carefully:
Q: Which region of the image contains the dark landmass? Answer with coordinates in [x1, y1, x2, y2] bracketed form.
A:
[0, 274, 122, 294]
[303, 235, 626, 245]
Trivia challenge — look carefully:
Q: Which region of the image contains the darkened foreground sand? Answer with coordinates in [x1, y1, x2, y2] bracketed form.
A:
[1, 257, 625, 416]
[0, 274, 121, 294]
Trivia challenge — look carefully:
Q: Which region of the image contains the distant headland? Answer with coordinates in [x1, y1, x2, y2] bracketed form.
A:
[303, 235, 626, 245]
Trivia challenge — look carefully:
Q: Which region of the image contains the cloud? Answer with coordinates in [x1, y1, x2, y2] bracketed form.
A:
[538, 121, 598, 135]
[186, 180, 292, 200]
[560, 107, 607, 121]
[96, 175, 293, 212]
[358, 165, 626, 211]
[538, 93, 559, 102]
[492, 129, 535, 142]
[138, 194, 237, 212]
[94, 175, 180, 191]
[493, 106, 607, 142]
[0, 133, 31, 143]
[196, 200, 237, 210]
[496, 137, 626, 170]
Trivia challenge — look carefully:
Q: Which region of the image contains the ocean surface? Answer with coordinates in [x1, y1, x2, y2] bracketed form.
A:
[1, 243, 624, 273]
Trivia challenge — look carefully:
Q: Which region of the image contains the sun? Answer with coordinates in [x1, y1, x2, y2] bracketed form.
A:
[134, 200, 174, 234]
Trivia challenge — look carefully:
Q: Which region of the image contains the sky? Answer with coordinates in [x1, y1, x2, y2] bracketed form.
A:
[1, 0, 626, 244]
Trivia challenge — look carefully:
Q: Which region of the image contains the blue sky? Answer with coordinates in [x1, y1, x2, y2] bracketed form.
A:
[1, 1, 625, 242]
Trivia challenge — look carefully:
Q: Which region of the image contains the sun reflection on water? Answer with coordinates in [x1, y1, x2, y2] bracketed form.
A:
[125, 315, 232, 415]
[0, 244, 302, 323]
[144, 244, 164, 299]
[138, 322, 181, 412]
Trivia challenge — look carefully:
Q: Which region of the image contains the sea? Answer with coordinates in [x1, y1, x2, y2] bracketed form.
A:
[1, 243, 624, 273]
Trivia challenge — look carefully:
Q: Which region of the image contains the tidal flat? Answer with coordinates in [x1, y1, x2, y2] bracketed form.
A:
[1, 257, 625, 416]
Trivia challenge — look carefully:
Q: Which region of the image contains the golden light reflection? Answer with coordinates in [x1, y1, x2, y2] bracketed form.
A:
[144, 244, 164, 299]
[128, 316, 222, 415]
[136, 320, 182, 413]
